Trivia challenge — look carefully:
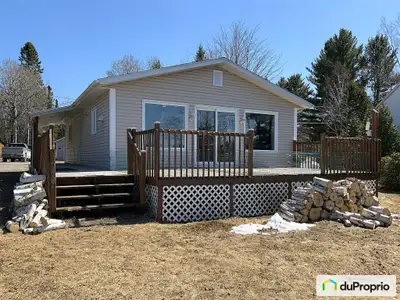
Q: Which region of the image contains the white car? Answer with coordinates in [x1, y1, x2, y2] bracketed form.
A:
[2, 143, 31, 162]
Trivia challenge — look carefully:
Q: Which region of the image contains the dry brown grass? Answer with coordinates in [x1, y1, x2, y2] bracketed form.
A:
[1, 194, 400, 300]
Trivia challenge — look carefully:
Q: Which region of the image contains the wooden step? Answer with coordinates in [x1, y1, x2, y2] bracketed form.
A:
[56, 203, 136, 212]
[57, 193, 132, 201]
[56, 175, 135, 186]
[57, 183, 134, 190]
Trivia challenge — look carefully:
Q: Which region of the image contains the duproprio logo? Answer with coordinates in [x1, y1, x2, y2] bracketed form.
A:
[322, 279, 337, 291]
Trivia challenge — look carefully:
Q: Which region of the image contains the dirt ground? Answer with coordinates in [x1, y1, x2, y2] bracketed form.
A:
[0, 193, 399, 300]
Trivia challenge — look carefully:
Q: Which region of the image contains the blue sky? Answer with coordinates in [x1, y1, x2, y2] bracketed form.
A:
[1, 0, 400, 106]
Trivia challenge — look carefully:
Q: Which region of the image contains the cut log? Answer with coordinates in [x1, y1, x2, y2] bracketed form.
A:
[313, 177, 333, 188]
[335, 197, 344, 208]
[333, 186, 348, 197]
[308, 207, 322, 222]
[19, 172, 46, 184]
[292, 189, 312, 197]
[15, 181, 43, 190]
[312, 196, 324, 208]
[372, 196, 380, 206]
[40, 217, 64, 227]
[329, 193, 338, 203]
[19, 202, 39, 229]
[349, 216, 376, 229]
[300, 208, 309, 216]
[323, 200, 335, 211]
[30, 210, 48, 228]
[368, 206, 391, 216]
[14, 188, 46, 207]
[278, 210, 295, 222]
[5, 220, 20, 233]
[373, 220, 385, 227]
[364, 196, 374, 207]
[360, 208, 392, 226]
[300, 215, 308, 223]
[311, 184, 326, 194]
[343, 219, 352, 227]
[321, 209, 330, 220]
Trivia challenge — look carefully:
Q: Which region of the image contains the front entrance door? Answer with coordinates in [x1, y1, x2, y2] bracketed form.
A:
[196, 108, 236, 165]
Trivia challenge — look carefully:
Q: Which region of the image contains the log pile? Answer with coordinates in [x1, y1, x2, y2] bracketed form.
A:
[278, 177, 392, 229]
[5, 172, 67, 234]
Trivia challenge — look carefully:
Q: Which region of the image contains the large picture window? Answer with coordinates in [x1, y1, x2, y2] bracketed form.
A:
[143, 101, 187, 147]
[245, 112, 277, 150]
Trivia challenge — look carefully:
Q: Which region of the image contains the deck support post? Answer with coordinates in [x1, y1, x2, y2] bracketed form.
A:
[154, 122, 161, 182]
[48, 124, 56, 215]
[247, 129, 254, 177]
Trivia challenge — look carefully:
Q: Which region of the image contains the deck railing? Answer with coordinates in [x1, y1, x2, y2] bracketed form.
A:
[32, 124, 56, 213]
[292, 140, 321, 169]
[129, 122, 254, 180]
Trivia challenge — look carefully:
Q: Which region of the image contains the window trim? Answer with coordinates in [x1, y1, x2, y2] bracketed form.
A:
[91, 107, 97, 135]
[244, 109, 279, 152]
[142, 99, 189, 131]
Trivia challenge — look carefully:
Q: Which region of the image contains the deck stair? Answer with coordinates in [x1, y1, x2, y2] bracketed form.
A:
[55, 174, 139, 213]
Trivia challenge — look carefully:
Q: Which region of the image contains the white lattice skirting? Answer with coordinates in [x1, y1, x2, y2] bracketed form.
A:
[233, 183, 288, 217]
[162, 185, 230, 222]
[145, 185, 158, 218]
[155, 178, 378, 223]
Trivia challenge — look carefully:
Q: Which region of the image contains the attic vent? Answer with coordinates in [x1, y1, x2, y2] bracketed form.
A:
[213, 70, 223, 86]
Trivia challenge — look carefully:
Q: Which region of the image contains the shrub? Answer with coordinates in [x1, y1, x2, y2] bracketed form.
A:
[380, 152, 400, 191]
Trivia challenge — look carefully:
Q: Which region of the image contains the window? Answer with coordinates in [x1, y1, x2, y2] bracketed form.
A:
[213, 70, 223, 86]
[91, 108, 97, 134]
[143, 101, 187, 147]
[245, 111, 277, 150]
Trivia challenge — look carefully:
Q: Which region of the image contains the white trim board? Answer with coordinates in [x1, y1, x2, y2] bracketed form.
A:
[109, 88, 117, 170]
[244, 110, 279, 152]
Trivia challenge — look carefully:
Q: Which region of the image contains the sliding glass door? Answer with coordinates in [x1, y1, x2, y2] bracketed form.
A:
[196, 108, 236, 165]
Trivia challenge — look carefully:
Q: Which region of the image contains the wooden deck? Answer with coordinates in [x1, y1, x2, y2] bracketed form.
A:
[56, 164, 320, 178]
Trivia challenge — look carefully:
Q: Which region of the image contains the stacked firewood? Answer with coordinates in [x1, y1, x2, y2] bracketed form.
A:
[278, 177, 392, 229]
[5, 172, 67, 234]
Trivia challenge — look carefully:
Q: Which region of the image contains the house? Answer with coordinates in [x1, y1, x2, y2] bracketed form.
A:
[31, 58, 312, 171]
[383, 84, 400, 129]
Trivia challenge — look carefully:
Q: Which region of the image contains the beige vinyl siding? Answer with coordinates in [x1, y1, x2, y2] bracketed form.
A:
[65, 113, 82, 164]
[79, 93, 110, 169]
[113, 66, 297, 170]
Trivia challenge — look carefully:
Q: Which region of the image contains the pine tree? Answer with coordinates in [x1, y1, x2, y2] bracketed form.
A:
[277, 74, 313, 101]
[194, 44, 206, 62]
[151, 59, 161, 69]
[363, 34, 398, 106]
[308, 29, 363, 101]
[19, 42, 43, 74]
[46, 85, 54, 109]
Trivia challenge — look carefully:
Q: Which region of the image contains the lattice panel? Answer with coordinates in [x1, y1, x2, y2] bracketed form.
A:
[233, 183, 288, 217]
[162, 185, 230, 222]
[365, 180, 377, 194]
[145, 185, 158, 218]
[291, 181, 313, 193]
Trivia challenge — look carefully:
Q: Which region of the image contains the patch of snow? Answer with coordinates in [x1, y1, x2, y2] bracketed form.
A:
[392, 214, 400, 221]
[231, 213, 315, 235]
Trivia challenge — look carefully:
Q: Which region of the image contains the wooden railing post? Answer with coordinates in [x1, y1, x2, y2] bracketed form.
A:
[320, 133, 326, 175]
[32, 117, 39, 171]
[127, 128, 136, 174]
[48, 124, 56, 214]
[139, 150, 147, 207]
[154, 122, 161, 181]
[247, 129, 254, 177]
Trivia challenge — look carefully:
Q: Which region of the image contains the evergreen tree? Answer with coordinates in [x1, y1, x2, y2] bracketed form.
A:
[194, 44, 206, 62]
[46, 85, 55, 109]
[277, 74, 313, 101]
[363, 34, 398, 106]
[19, 42, 43, 74]
[308, 29, 363, 101]
[151, 59, 162, 69]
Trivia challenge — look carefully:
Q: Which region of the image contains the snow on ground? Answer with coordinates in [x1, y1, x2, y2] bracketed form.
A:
[231, 213, 315, 235]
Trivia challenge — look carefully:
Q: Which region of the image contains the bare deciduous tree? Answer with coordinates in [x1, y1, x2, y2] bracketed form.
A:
[381, 15, 400, 66]
[208, 21, 282, 80]
[106, 54, 143, 77]
[323, 65, 352, 136]
[0, 60, 47, 144]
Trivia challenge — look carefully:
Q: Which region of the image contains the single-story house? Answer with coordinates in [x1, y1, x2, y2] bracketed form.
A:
[31, 58, 313, 170]
[383, 84, 400, 130]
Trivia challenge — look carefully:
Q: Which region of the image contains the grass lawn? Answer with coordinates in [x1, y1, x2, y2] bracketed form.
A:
[0, 193, 399, 300]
